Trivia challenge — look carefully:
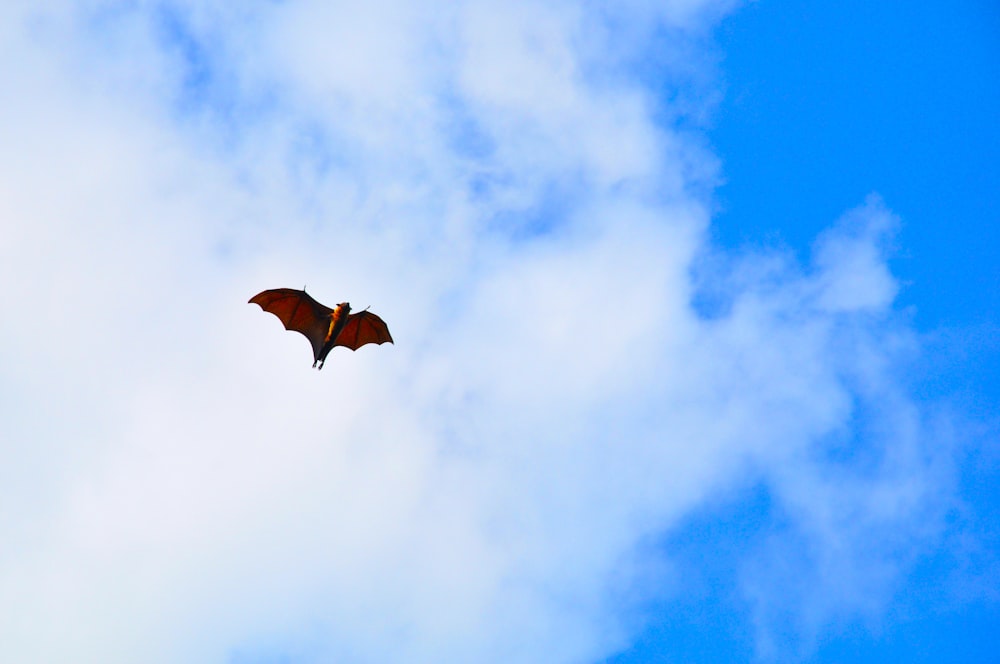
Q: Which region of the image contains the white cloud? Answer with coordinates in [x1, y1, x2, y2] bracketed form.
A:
[0, 1, 952, 662]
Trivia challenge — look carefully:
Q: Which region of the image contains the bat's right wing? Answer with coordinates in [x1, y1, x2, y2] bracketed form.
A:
[249, 288, 333, 362]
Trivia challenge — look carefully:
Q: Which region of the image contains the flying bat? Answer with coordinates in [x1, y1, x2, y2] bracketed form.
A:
[249, 288, 393, 369]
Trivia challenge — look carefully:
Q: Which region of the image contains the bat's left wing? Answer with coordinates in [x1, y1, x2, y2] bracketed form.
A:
[335, 310, 394, 350]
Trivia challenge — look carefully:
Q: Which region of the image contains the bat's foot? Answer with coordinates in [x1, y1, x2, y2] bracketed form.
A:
[313, 359, 324, 370]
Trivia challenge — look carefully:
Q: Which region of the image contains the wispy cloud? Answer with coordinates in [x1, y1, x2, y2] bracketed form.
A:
[0, 1, 962, 662]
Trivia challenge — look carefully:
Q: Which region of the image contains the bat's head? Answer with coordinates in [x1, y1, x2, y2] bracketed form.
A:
[335, 302, 351, 315]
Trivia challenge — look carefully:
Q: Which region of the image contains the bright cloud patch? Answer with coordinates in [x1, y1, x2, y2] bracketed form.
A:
[0, 1, 954, 662]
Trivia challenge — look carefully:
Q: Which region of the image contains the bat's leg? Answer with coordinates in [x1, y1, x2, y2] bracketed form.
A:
[317, 359, 325, 370]
[312, 359, 318, 368]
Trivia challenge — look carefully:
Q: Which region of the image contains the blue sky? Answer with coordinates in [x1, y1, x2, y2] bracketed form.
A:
[615, 2, 1000, 661]
[0, 1, 997, 662]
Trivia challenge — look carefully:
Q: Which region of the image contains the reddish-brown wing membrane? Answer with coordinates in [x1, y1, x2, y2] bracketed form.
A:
[335, 310, 394, 350]
[249, 288, 333, 363]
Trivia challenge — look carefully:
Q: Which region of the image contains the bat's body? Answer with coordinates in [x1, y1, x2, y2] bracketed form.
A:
[249, 288, 393, 369]
[320, 302, 352, 368]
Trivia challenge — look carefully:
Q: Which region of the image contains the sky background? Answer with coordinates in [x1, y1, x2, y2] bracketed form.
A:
[1, 1, 997, 663]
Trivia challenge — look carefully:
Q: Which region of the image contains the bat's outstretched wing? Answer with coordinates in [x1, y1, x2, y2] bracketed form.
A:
[335, 310, 394, 350]
[249, 288, 332, 362]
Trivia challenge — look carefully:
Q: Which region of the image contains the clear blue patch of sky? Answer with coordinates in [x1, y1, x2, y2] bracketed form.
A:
[616, 1, 999, 661]
[438, 93, 498, 163]
[229, 652, 296, 664]
[612, 466, 999, 663]
[707, 0, 1000, 333]
[605, 482, 775, 663]
[484, 173, 591, 241]
[147, 4, 280, 147]
[228, 635, 323, 664]
[152, 5, 213, 103]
